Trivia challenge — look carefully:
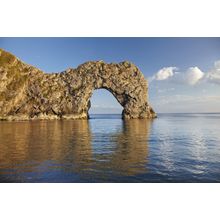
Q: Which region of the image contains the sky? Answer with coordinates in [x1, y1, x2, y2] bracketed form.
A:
[1, 37, 220, 113]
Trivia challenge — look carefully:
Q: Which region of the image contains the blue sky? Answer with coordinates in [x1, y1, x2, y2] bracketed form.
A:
[1, 38, 220, 113]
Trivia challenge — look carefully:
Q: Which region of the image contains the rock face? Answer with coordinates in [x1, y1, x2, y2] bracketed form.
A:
[0, 48, 156, 120]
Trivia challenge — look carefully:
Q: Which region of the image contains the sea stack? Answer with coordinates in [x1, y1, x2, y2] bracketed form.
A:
[0, 48, 156, 120]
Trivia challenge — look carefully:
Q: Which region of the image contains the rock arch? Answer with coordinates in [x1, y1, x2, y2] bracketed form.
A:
[61, 61, 156, 119]
[0, 49, 156, 120]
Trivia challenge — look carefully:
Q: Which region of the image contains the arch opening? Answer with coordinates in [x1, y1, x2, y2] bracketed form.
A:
[88, 88, 123, 115]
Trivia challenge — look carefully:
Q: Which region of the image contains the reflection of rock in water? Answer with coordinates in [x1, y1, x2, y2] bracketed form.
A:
[62, 120, 92, 172]
[0, 120, 92, 173]
[107, 119, 151, 176]
[0, 119, 151, 182]
[0, 122, 32, 168]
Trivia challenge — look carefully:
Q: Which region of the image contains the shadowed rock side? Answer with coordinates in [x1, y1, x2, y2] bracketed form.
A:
[0, 48, 156, 120]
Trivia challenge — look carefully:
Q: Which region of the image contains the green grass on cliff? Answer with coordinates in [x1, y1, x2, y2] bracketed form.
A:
[0, 49, 17, 66]
[0, 49, 29, 102]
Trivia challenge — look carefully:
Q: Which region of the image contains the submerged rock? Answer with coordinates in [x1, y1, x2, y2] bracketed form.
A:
[0, 48, 156, 120]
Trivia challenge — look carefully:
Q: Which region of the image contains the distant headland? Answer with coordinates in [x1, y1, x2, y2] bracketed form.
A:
[0, 48, 156, 120]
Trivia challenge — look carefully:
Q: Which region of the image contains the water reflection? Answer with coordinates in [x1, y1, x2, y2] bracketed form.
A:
[0, 119, 151, 182]
[1, 114, 220, 182]
[109, 119, 151, 176]
[0, 121, 91, 175]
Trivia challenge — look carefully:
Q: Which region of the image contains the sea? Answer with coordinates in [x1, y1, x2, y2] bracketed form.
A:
[0, 113, 220, 183]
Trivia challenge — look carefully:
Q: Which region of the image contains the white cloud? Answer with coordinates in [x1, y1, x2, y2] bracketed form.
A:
[149, 59, 220, 113]
[150, 66, 204, 85]
[150, 61, 220, 86]
[154, 67, 177, 80]
[206, 60, 220, 84]
[185, 67, 204, 85]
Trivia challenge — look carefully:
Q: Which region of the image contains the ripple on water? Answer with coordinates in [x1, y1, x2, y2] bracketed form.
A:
[0, 113, 220, 182]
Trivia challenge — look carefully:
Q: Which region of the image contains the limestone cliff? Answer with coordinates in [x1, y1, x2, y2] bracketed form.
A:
[0, 48, 156, 120]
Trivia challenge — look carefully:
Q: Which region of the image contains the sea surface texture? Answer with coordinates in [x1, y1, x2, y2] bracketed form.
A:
[0, 113, 220, 182]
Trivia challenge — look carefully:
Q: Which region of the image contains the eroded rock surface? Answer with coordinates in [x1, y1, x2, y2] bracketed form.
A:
[0, 48, 156, 120]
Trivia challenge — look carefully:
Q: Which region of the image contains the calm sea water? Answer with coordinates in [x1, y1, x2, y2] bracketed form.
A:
[0, 113, 220, 183]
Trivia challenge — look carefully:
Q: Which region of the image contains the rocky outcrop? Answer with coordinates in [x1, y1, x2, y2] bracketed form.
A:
[0, 48, 156, 120]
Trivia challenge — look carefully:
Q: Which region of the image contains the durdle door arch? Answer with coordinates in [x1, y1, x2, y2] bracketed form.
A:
[0, 49, 156, 120]
[75, 61, 156, 119]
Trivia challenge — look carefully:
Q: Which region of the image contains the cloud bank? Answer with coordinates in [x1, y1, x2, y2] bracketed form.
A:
[150, 60, 220, 85]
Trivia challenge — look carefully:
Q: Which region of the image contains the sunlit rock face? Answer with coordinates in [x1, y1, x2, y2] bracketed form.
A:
[0, 48, 156, 120]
